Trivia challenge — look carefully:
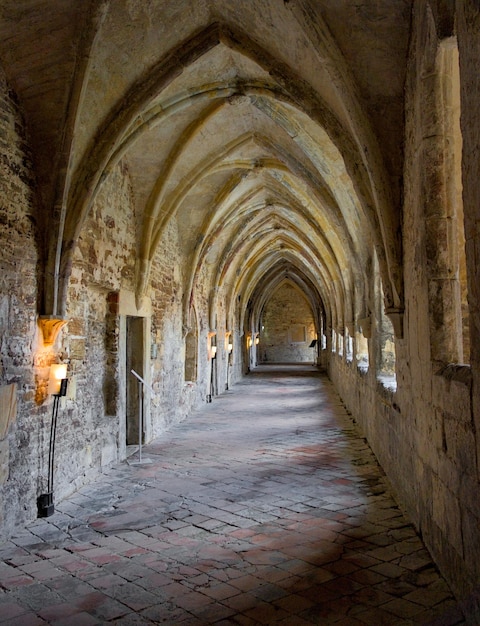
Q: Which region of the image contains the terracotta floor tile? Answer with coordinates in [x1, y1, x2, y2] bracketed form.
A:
[0, 575, 35, 590]
[0, 601, 29, 620]
[198, 581, 241, 601]
[0, 615, 47, 626]
[273, 592, 316, 614]
[0, 366, 465, 624]
[381, 596, 425, 618]
[243, 600, 290, 623]
[172, 588, 215, 610]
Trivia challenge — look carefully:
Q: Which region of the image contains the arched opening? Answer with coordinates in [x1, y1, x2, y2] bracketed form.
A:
[374, 252, 397, 390]
[345, 327, 354, 363]
[260, 281, 316, 363]
[355, 328, 370, 373]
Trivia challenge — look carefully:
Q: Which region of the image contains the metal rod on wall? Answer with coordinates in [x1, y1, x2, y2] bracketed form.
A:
[38, 365, 68, 518]
[129, 369, 154, 465]
[47, 395, 60, 495]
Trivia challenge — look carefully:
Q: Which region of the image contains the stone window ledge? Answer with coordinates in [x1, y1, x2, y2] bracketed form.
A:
[357, 362, 369, 376]
[435, 362, 472, 387]
[376, 375, 397, 395]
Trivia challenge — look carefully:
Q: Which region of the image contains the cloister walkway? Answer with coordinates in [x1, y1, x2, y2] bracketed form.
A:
[0, 365, 465, 625]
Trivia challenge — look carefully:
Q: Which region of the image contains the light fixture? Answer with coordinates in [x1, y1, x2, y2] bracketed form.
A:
[209, 333, 217, 361]
[247, 337, 253, 348]
[38, 363, 68, 517]
[47, 363, 68, 395]
[255, 336, 260, 345]
[208, 334, 217, 402]
[226, 336, 233, 391]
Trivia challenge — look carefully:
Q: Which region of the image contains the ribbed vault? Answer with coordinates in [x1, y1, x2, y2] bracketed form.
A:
[0, 0, 410, 338]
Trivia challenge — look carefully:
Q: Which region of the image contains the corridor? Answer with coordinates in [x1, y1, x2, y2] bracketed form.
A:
[0, 366, 463, 625]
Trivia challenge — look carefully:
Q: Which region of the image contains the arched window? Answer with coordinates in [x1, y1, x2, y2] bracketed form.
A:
[345, 328, 353, 363]
[356, 326, 369, 372]
[337, 330, 344, 357]
[374, 252, 397, 390]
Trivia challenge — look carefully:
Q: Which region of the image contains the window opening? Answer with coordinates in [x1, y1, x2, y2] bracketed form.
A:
[374, 253, 397, 391]
[337, 331, 344, 357]
[356, 329, 369, 372]
[345, 329, 353, 363]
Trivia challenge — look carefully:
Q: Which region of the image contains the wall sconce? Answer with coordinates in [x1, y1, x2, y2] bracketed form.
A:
[247, 337, 253, 348]
[226, 335, 233, 390]
[47, 363, 68, 396]
[209, 332, 217, 360]
[38, 363, 68, 517]
[208, 335, 217, 402]
[255, 336, 260, 345]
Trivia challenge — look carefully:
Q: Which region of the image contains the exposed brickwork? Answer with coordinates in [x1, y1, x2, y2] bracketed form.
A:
[0, 68, 43, 538]
[149, 217, 197, 434]
[57, 161, 139, 497]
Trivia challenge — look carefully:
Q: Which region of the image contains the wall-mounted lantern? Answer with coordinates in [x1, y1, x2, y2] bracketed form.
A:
[38, 363, 68, 518]
[47, 363, 68, 396]
[207, 333, 217, 402]
[209, 333, 217, 360]
[225, 333, 233, 390]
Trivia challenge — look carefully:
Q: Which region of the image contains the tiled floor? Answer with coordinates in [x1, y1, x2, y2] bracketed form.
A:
[0, 365, 466, 624]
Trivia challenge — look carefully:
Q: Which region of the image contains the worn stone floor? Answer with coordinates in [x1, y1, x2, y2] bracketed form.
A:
[0, 365, 467, 625]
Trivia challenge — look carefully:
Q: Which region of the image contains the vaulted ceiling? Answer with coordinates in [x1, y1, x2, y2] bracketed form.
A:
[0, 0, 412, 331]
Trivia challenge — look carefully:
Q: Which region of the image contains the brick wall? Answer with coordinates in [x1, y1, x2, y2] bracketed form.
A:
[0, 67, 42, 537]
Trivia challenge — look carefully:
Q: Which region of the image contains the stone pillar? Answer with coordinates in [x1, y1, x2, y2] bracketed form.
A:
[457, 0, 480, 457]
[456, 0, 480, 602]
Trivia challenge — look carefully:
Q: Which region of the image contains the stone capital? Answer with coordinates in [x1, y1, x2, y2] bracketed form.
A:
[38, 316, 68, 346]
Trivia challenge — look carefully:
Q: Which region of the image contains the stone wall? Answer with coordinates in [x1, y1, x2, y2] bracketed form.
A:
[0, 67, 42, 538]
[328, 2, 479, 606]
[456, 0, 480, 607]
[57, 160, 139, 496]
[49, 161, 209, 504]
[260, 282, 316, 363]
[149, 217, 203, 435]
